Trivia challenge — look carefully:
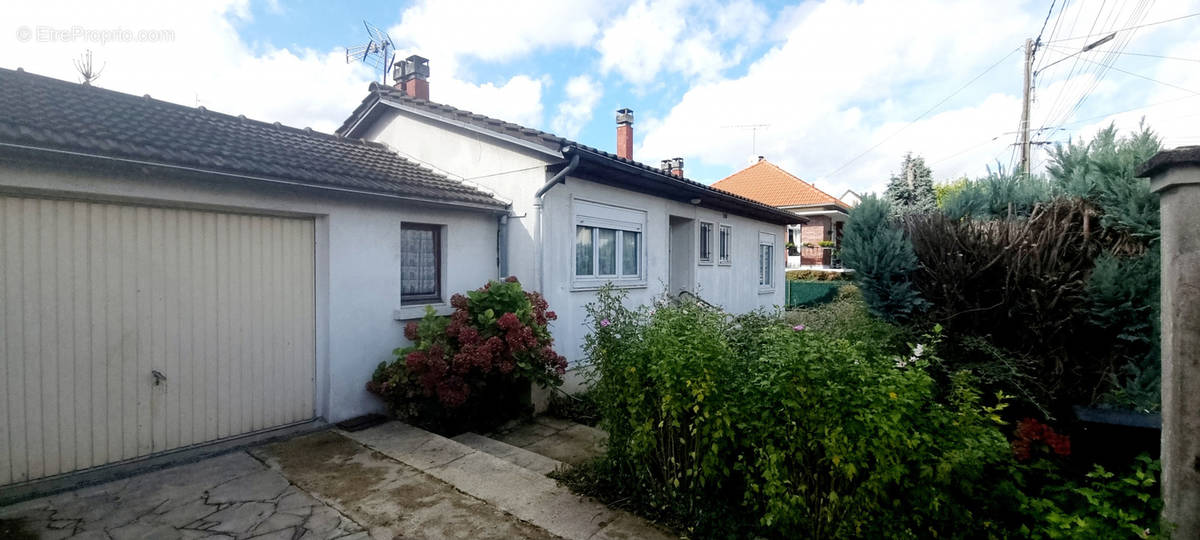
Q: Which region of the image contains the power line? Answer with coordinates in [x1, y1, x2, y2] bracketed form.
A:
[1068, 54, 1200, 95]
[1050, 46, 1200, 63]
[821, 45, 1022, 178]
[1047, 11, 1199, 42]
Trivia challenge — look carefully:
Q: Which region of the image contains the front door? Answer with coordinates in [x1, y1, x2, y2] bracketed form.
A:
[668, 216, 694, 296]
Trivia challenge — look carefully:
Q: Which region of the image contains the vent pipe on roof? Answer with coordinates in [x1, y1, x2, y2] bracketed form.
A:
[394, 55, 430, 100]
[616, 108, 633, 160]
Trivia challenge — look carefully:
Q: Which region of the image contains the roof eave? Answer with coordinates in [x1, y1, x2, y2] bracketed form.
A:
[570, 147, 803, 225]
[0, 141, 511, 214]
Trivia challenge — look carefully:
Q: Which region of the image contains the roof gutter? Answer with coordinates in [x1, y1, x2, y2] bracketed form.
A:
[533, 149, 581, 293]
[0, 141, 510, 213]
[569, 147, 802, 225]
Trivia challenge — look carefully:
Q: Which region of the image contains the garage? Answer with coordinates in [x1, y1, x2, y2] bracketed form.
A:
[0, 194, 316, 486]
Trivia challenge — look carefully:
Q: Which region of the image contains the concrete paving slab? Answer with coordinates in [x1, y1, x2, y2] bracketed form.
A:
[452, 432, 566, 475]
[343, 421, 473, 470]
[253, 430, 557, 540]
[345, 421, 675, 540]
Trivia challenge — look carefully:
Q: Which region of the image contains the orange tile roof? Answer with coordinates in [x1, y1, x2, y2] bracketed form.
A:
[711, 159, 849, 210]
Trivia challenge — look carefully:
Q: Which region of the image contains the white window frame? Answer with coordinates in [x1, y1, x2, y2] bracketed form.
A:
[718, 224, 732, 265]
[698, 221, 715, 265]
[572, 198, 647, 290]
[759, 231, 776, 292]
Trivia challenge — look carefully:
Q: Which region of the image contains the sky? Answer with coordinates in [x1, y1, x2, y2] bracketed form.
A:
[3, 0, 1199, 199]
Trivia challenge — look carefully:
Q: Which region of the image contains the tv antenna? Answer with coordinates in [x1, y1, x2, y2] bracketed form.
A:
[73, 49, 104, 86]
[344, 21, 395, 84]
[721, 123, 771, 154]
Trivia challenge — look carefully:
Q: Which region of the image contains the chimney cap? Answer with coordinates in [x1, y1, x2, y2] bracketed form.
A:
[394, 55, 430, 83]
[672, 157, 684, 168]
[616, 108, 634, 126]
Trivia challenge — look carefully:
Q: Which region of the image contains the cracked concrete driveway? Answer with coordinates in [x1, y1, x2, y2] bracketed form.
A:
[0, 451, 365, 540]
[0, 431, 561, 539]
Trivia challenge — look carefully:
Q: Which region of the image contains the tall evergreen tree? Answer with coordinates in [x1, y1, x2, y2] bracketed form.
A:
[885, 153, 937, 217]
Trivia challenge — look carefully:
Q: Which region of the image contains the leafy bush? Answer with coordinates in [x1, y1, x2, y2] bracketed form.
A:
[840, 195, 927, 322]
[786, 269, 852, 281]
[580, 286, 1014, 538]
[784, 285, 909, 358]
[368, 277, 567, 433]
[1018, 455, 1165, 539]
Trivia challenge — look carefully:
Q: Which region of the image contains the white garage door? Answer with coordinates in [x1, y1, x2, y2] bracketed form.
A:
[0, 195, 316, 486]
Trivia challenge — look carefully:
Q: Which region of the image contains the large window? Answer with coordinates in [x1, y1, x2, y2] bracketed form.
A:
[576, 226, 640, 278]
[401, 223, 441, 304]
[698, 221, 714, 264]
[573, 199, 646, 288]
[718, 224, 732, 265]
[759, 232, 775, 290]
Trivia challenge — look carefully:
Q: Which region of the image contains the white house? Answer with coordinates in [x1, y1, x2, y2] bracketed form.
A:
[0, 67, 507, 487]
[0, 58, 791, 488]
[337, 56, 796, 390]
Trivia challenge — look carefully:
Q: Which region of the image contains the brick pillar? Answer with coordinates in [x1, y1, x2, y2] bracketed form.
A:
[1137, 146, 1200, 536]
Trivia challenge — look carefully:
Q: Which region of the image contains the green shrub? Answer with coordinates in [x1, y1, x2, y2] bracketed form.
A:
[368, 278, 566, 434]
[786, 269, 852, 281]
[840, 195, 927, 322]
[581, 287, 1013, 538]
[784, 285, 909, 358]
[1018, 455, 1164, 539]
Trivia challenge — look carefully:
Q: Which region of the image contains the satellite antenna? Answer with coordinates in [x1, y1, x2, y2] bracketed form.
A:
[344, 21, 395, 84]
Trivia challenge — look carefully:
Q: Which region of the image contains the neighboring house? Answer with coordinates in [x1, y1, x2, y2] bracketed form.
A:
[338, 56, 796, 390]
[840, 189, 862, 207]
[0, 67, 507, 487]
[712, 157, 851, 269]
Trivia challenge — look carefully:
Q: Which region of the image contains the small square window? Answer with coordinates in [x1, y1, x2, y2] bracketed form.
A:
[699, 221, 714, 264]
[401, 223, 442, 304]
[718, 224, 732, 265]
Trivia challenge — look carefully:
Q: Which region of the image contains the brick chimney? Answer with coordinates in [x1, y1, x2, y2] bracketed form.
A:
[671, 157, 684, 177]
[393, 55, 430, 100]
[616, 108, 633, 160]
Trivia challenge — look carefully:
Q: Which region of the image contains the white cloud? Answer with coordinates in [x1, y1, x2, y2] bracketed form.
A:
[637, 0, 1200, 196]
[552, 75, 603, 138]
[597, 0, 768, 84]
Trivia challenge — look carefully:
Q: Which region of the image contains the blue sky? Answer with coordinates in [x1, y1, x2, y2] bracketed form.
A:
[5, 0, 1199, 197]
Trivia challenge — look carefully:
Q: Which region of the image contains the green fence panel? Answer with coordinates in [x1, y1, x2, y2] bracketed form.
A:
[786, 281, 841, 309]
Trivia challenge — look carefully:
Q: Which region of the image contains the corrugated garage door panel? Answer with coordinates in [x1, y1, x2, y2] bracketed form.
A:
[0, 195, 315, 486]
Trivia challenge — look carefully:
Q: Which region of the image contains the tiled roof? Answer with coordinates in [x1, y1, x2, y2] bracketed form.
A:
[711, 159, 849, 210]
[338, 83, 801, 224]
[0, 67, 507, 210]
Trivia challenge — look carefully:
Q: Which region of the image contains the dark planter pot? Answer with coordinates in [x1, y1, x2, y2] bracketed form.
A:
[1073, 405, 1161, 429]
[1071, 405, 1161, 466]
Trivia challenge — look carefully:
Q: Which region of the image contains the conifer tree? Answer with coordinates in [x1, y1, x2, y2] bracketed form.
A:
[884, 153, 936, 217]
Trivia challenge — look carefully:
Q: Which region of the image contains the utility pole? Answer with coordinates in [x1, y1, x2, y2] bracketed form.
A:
[1019, 37, 1033, 177]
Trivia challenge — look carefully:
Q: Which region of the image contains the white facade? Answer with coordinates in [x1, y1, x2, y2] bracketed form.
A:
[0, 160, 500, 441]
[361, 107, 788, 386]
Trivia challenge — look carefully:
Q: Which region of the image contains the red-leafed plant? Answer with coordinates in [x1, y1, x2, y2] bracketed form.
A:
[1011, 417, 1071, 462]
[368, 277, 566, 433]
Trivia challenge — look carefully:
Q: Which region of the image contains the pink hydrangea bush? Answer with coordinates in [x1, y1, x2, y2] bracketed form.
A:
[369, 277, 566, 431]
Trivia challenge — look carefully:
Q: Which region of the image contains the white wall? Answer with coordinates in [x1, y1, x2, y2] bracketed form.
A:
[0, 161, 499, 423]
[362, 109, 553, 288]
[540, 178, 787, 386]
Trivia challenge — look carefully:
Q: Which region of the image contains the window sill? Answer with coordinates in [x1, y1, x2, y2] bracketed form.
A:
[570, 280, 648, 292]
[394, 302, 454, 321]
[718, 261, 732, 266]
[758, 288, 776, 295]
[698, 260, 714, 266]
